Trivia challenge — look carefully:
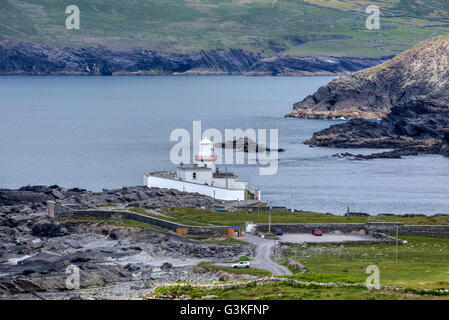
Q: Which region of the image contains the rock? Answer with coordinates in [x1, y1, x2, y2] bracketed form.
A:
[64, 239, 83, 249]
[0, 35, 386, 76]
[201, 295, 218, 300]
[305, 99, 449, 157]
[215, 137, 285, 153]
[286, 258, 308, 273]
[288, 34, 449, 120]
[31, 223, 68, 238]
[160, 262, 173, 270]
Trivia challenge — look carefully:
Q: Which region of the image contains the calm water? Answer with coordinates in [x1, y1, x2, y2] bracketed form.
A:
[1, 76, 448, 214]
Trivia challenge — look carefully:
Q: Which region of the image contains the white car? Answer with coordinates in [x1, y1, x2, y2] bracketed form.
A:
[231, 261, 250, 268]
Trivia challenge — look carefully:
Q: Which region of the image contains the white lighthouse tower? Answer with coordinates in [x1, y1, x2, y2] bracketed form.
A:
[144, 137, 260, 201]
[194, 138, 217, 172]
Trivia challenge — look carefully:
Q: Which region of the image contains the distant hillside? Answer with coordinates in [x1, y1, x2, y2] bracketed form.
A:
[1, 0, 449, 57]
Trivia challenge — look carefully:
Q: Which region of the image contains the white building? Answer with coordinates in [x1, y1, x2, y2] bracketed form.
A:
[144, 138, 261, 201]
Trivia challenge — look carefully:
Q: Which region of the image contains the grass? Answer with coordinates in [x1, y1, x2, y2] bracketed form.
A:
[282, 235, 449, 289]
[197, 262, 272, 278]
[127, 207, 148, 215]
[150, 281, 448, 300]
[186, 235, 251, 245]
[160, 207, 449, 227]
[63, 218, 168, 232]
[2, 0, 449, 57]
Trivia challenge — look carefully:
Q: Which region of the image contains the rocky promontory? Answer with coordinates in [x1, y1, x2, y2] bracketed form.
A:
[305, 99, 449, 157]
[287, 34, 449, 120]
[0, 36, 387, 76]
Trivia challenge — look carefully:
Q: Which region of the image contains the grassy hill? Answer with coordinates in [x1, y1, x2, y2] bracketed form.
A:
[1, 0, 449, 56]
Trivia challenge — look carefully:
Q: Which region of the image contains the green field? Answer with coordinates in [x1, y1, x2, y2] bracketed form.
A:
[151, 281, 449, 300]
[282, 235, 449, 289]
[151, 235, 449, 299]
[158, 207, 449, 226]
[2, 0, 449, 56]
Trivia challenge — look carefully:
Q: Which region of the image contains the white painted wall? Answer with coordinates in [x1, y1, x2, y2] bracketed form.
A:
[144, 175, 246, 201]
[177, 169, 213, 184]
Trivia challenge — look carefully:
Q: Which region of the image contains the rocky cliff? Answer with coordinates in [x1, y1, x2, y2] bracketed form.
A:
[288, 34, 449, 120]
[0, 36, 387, 76]
[305, 99, 449, 157]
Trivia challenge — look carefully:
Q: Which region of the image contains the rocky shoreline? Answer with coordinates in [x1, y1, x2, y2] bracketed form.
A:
[0, 35, 388, 76]
[305, 100, 449, 158]
[0, 185, 253, 299]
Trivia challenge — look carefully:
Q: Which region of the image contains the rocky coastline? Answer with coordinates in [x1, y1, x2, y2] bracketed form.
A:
[289, 34, 449, 159]
[305, 99, 449, 158]
[0, 185, 253, 299]
[0, 36, 388, 76]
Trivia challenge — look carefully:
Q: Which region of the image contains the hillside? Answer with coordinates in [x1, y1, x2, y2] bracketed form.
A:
[288, 34, 449, 119]
[1, 0, 449, 57]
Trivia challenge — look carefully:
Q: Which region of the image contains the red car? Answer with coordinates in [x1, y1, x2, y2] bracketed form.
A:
[312, 228, 322, 236]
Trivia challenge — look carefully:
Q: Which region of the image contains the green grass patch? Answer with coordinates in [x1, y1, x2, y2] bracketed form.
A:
[283, 236, 449, 289]
[160, 207, 449, 227]
[63, 218, 169, 232]
[150, 281, 447, 300]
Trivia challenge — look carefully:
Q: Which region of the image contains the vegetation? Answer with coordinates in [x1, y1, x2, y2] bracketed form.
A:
[160, 207, 449, 227]
[2, 0, 449, 56]
[282, 236, 449, 289]
[127, 207, 148, 215]
[151, 282, 448, 300]
[186, 235, 251, 245]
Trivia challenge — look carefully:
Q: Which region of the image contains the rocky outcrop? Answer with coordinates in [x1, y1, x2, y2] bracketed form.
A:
[0, 35, 386, 76]
[215, 137, 285, 153]
[288, 34, 449, 119]
[305, 99, 449, 157]
[0, 185, 227, 209]
[249, 55, 390, 76]
[0, 196, 253, 298]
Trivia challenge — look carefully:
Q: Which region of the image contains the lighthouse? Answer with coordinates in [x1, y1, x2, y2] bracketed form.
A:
[194, 138, 217, 172]
[144, 137, 260, 201]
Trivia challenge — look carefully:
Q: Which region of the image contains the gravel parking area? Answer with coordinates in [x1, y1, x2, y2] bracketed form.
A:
[279, 233, 376, 244]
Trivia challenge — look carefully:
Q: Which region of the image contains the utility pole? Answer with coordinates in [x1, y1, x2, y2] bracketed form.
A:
[268, 201, 272, 234]
[396, 224, 399, 263]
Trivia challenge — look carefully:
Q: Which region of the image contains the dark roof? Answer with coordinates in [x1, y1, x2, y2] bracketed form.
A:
[229, 226, 244, 230]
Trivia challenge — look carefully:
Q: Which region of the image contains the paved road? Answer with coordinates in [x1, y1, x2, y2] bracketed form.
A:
[243, 234, 292, 276]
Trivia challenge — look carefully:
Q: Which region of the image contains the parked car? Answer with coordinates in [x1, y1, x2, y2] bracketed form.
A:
[312, 228, 323, 236]
[274, 227, 283, 236]
[231, 261, 250, 268]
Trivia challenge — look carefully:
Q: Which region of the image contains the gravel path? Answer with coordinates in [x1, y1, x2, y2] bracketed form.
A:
[242, 234, 292, 276]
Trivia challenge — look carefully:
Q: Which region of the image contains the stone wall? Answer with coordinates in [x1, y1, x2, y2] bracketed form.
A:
[366, 222, 449, 238]
[51, 202, 228, 236]
[257, 222, 449, 238]
[256, 223, 366, 234]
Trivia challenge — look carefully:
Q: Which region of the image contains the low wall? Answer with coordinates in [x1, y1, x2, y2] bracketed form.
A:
[51, 202, 228, 236]
[366, 222, 449, 238]
[257, 222, 449, 238]
[256, 223, 366, 234]
[145, 175, 246, 201]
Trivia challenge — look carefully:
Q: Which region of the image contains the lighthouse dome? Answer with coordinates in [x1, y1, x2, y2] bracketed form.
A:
[200, 137, 213, 145]
[195, 137, 217, 163]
